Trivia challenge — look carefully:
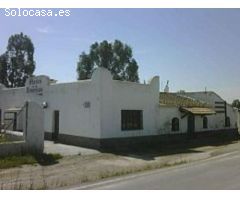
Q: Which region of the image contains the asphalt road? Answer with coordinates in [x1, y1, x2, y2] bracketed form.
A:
[77, 152, 240, 190]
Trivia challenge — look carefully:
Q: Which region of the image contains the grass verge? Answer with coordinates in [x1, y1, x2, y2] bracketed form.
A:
[0, 153, 62, 169]
[95, 159, 189, 182]
[0, 135, 8, 144]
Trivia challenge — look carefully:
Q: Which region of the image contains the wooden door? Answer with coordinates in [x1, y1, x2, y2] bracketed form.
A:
[52, 110, 59, 140]
[188, 115, 195, 134]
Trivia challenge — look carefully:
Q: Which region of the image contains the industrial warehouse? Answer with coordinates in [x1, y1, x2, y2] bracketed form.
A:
[0, 68, 239, 149]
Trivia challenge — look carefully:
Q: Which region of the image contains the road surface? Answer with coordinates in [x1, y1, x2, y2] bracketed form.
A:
[76, 152, 240, 190]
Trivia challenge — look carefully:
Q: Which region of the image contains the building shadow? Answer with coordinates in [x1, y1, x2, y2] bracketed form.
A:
[99, 135, 240, 161]
[33, 153, 62, 166]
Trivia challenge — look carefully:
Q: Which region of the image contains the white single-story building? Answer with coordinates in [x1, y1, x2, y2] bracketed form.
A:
[0, 68, 239, 149]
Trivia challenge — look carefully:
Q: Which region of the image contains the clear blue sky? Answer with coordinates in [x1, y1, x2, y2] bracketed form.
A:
[0, 9, 239, 103]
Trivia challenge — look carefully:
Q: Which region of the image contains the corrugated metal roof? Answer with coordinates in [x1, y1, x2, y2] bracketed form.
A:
[180, 107, 216, 115]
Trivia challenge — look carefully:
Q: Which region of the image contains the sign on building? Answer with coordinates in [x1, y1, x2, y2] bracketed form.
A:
[25, 76, 50, 95]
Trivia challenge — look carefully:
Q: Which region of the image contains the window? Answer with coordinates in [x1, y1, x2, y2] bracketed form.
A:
[225, 117, 230, 127]
[172, 117, 179, 132]
[121, 110, 143, 131]
[203, 117, 208, 129]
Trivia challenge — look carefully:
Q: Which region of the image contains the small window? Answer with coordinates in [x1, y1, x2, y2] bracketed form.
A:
[225, 117, 230, 127]
[121, 110, 143, 131]
[172, 117, 179, 132]
[203, 117, 208, 129]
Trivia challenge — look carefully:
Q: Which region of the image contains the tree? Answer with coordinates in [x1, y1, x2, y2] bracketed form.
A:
[77, 40, 139, 82]
[0, 53, 8, 87]
[2, 32, 35, 88]
[232, 99, 240, 109]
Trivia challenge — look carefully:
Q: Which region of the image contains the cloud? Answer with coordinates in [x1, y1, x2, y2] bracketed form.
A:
[36, 26, 52, 34]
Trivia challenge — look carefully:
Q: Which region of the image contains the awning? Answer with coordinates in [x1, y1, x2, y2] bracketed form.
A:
[179, 107, 216, 115]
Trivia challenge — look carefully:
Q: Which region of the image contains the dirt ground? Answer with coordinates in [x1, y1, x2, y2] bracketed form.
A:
[44, 141, 100, 156]
[0, 140, 240, 190]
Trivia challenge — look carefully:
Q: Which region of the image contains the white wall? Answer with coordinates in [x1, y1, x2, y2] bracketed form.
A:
[0, 87, 26, 111]
[158, 105, 238, 135]
[0, 75, 102, 139]
[0, 68, 159, 139]
[24, 101, 44, 153]
[44, 80, 101, 138]
[92, 68, 160, 139]
[158, 105, 187, 134]
[182, 91, 238, 130]
[226, 105, 239, 129]
[0, 71, 238, 140]
[0, 87, 26, 132]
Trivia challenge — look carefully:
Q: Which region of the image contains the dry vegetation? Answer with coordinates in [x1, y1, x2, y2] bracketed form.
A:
[0, 139, 239, 189]
[0, 153, 62, 169]
[0, 134, 8, 143]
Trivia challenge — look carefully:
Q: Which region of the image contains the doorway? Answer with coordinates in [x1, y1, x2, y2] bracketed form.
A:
[52, 110, 59, 141]
[187, 114, 195, 134]
[13, 112, 17, 131]
[3, 111, 17, 131]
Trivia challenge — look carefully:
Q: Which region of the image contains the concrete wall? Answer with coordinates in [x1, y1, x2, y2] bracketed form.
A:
[0, 141, 26, 157]
[158, 105, 187, 134]
[95, 68, 160, 138]
[43, 80, 101, 139]
[0, 101, 44, 156]
[0, 75, 102, 139]
[237, 110, 240, 131]
[23, 101, 44, 153]
[158, 105, 238, 135]
[226, 105, 239, 129]
[0, 69, 238, 145]
[0, 87, 26, 116]
[182, 91, 239, 130]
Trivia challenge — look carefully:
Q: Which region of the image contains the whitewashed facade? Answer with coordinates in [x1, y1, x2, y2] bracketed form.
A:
[0, 68, 239, 148]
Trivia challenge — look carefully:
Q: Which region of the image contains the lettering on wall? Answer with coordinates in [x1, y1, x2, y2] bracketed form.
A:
[26, 76, 47, 95]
